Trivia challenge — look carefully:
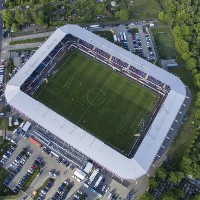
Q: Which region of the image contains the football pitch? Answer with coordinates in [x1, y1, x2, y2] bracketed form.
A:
[152, 28, 176, 60]
[33, 49, 160, 155]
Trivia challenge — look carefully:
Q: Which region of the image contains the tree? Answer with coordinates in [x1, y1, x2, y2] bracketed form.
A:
[156, 167, 167, 180]
[186, 57, 197, 71]
[24, 10, 32, 25]
[193, 194, 200, 200]
[12, 22, 20, 32]
[192, 69, 197, 76]
[194, 73, 200, 88]
[161, 188, 184, 200]
[181, 155, 193, 175]
[115, 10, 129, 21]
[15, 9, 25, 25]
[96, 3, 106, 15]
[140, 192, 156, 200]
[195, 92, 200, 107]
[195, 109, 200, 120]
[148, 177, 159, 189]
[2, 9, 14, 31]
[169, 171, 184, 183]
[158, 11, 167, 22]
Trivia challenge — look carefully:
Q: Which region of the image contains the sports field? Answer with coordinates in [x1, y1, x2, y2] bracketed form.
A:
[33, 49, 160, 155]
[151, 28, 176, 60]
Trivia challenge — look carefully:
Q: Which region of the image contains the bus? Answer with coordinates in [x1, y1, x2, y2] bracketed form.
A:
[123, 32, 127, 41]
[89, 25, 100, 29]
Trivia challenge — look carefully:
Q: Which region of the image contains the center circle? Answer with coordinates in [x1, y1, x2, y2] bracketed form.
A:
[87, 89, 105, 106]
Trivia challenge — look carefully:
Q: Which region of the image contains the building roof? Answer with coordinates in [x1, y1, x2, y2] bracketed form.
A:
[74, 169, 87, 180]
[5, 24, 186, 180]
[84, 162, 93, 174]
[22, 121, 31, 132]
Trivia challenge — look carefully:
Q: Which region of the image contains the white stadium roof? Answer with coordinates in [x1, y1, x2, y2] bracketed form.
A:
[5, 24, 186, 180]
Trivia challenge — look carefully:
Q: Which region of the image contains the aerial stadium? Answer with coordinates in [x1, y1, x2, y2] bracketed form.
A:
[5, 24, 186, 180]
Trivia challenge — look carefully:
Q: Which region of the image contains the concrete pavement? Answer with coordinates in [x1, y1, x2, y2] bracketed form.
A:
[10, 32, 53, 42]
[9, 42, 42, 51]
[1, 32, 53, 60]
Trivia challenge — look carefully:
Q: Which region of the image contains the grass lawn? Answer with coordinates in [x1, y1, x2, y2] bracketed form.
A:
[0, 137, 13, 158]
[33, 49, 160, 155]
[94, 31, 114, 42]
[9, 37, 47, 45]
[128, 0, 161, 19]
[151, 27, 176, 60]
[167, 67, 198, 163]
[0, 168, 15, 196]
[0, 118, 8, 130]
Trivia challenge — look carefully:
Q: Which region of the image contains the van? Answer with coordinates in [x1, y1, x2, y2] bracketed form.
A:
[13, 129, 17, 134]
[10, 139, 17, 144]
[19, 121, 25, 128]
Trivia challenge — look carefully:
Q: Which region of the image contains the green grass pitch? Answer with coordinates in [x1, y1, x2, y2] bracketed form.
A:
[33, 49, 160, 155]
[152, 30, 176, 60]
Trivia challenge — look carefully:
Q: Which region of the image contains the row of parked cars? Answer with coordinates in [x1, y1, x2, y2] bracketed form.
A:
[144, 31, 155, 61]
[9, 149, 30, 168]
[35, 179, 54, 200]
[0, 61, 5, 90]
[13, 159, 40, 194]
[0, 145, 16, 166]
[3, 173, 15, 186]
[74, 189, 87, 200]
[10, 50, 36, 79]
[18, 50, 36, 65]
[132, 33, 144, 58]
[50, 180, 73, 200]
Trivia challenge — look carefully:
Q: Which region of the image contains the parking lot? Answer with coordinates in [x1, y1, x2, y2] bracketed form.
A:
[10, 49, 37, 79]
[92, 23, 156, 63]
[0, 126, 131, 200]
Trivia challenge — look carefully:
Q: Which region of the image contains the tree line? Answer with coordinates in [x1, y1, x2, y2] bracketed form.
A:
[140, 0, 200, 199]
[158, 0, 200, 87]
[2, 0, 130, 32]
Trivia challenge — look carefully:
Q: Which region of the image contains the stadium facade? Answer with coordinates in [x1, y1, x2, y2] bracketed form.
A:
[5, 24, 186, 180]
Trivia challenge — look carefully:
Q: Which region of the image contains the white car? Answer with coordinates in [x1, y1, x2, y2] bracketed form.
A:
[105, 186, 110, 193]
[74, 194, 80, 199]
[41, 190, 47, 195]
